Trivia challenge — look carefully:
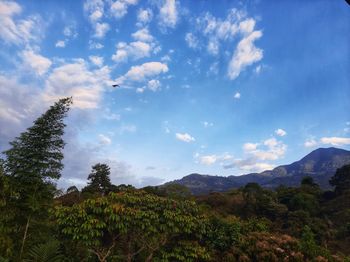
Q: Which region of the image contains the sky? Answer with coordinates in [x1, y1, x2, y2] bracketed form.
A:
[0, 0, 349, 189]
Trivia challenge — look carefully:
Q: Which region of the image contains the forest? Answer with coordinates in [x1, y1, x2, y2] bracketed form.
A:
[1, 98, 350, 261]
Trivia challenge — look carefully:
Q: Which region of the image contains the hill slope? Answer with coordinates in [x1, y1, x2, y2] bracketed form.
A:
[166, 147, 350, 194]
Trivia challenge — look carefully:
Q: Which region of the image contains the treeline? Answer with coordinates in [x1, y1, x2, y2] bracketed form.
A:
[0, 98, 350, 261]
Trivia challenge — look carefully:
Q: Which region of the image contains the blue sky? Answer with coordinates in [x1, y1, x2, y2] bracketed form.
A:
[0, 0, 349, 189]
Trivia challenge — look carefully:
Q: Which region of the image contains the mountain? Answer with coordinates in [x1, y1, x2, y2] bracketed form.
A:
[165, 147, 350, 195]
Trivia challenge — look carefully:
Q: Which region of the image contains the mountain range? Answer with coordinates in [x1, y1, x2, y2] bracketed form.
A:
[165, 147, 350, 195]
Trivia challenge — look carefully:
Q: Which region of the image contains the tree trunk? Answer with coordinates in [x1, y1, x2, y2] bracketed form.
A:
[19, 216, 31, 260]
[127, 240, 132, 262]
[146, 252, 154, 262]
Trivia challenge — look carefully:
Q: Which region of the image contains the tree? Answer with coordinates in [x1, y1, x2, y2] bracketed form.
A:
[299, 225, 319, 259]
[82, 163, 112, 196]
[2, 97, 72, 258]
[53, 190, 209, 262]
[301, 176, 316, 187]
[330, 164, 350, 195]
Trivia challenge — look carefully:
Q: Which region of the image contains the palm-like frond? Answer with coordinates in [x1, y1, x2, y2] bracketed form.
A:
[23, 240, 65, 262]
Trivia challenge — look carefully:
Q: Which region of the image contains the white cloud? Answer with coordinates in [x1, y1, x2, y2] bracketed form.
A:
[194, 9, 263, 79]
[195, 9, 243, 48]
[200, 155, 217, 165]
[111, 35, 158, 63]
[117, 62, 168, 83]
[94, 22, 109, 38]
[132, 28, 154, 42]
[195, 152, 234, 166]
[84, 0, 110, 38]
[224, 159, 274, 173]
[136, 8, 153, 26]
[0, 1, 42, 45]
[98, 134, 112, 145]
[55, 40, 65, 48]
[147, 79, 161, 92]
[89, 55, 104, 67]
[63, 25, 77, 38]
[243, 142, 258, 152]
[21, 49, 52, 76]
[185, 33, 199, 49]
[304, 139, 318, 148]
[207, 39, 219, 55]
[176, 133, 195, 143]
[238, 18, 256, 35]
[84, 0, 104, 23]
[202, 121, 214, 128]
[161, 54, 171, 62]
[158, 0, 178, 29]
[113, 41, 151, 62]
[228, 30, 263, 80]
[255, 65, 262, 74]
[0, 74, 43, 141]
[320, 137, 350, 146]
[243, 137, 287, 161]
[89, 41, 104, 49]
[136, 87, 145, 93]
[110, 0, 138, 19]
[234, 92, 241, 99]
[43, 59, 111, 109]
[275, 128, 287, 137]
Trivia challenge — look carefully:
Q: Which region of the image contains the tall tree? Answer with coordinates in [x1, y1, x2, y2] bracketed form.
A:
[330, 164, 350, 195]
[83, 163, 112, 195]
[2, 97, 72, 258]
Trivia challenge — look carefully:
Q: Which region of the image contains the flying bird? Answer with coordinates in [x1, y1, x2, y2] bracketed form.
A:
[112, 84, 120, 88]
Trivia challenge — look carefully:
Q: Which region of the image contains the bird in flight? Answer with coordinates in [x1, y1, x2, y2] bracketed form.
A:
[112, 84, 120, 88]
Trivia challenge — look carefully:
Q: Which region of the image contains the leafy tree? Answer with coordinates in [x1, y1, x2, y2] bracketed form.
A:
[53, 190, 208, 262]
[2, 97, 72, 258]
[0, 159, 15, 257]
[299, 225, 319, 259]
[301, 176, 316, 187]
[82, 163, 112, 196]
[330, 164, 350, 195]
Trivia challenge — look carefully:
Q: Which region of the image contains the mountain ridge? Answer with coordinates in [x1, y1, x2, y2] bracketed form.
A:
[165, 147, 350, 195]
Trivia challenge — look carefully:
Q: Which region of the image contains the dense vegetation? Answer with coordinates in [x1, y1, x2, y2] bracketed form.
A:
[0, 98, 350, 261]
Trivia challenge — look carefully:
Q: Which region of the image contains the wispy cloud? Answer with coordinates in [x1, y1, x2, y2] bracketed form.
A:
[0, 1, 42, 45]
[320, 137, 350, 146]
[21, 49, 52, 76]
[158, 0, 178, 30]
[117, 62, 168, 83]
[110, 0, 138, 19]
[228, 30, 263, 80]
[176, 132, 195, 143]
[275, 128, 287, 137]
[43, 59, 111, 109]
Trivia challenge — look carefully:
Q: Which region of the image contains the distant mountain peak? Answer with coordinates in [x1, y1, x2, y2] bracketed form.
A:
[165, 147, 350, 195]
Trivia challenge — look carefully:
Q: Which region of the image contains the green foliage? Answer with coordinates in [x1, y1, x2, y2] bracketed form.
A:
[82, 163, 112, 196]
[53, 190, 208, 261]
[143, 184, 192, 200]
[1, 97, 72, 258]
[23, 240, 64, 262]
[299, 225, 319, 259]
[204, 216, 242, 251]
[330, 164, 350, 195]
[4, 97, 72, 181]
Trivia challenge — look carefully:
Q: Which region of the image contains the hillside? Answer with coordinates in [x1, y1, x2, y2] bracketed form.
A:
[166, 147, 350, 194]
